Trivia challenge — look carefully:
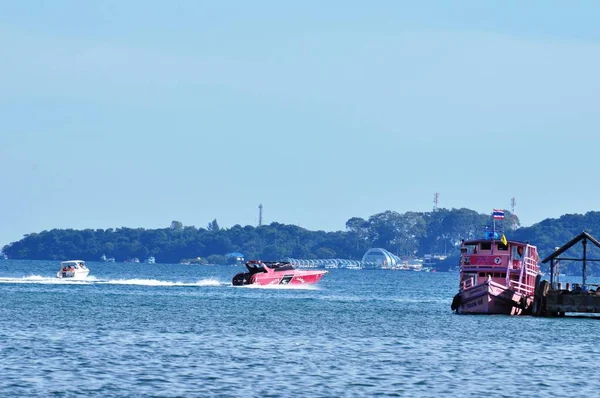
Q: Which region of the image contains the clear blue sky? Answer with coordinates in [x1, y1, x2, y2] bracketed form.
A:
[2, 1, 600, 247]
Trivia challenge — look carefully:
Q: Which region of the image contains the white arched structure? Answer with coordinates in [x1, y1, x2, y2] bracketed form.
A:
[361, 248, 401, 268]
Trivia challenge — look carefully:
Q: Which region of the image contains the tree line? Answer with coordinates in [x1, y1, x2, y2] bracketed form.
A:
[4, 208, 600, 274]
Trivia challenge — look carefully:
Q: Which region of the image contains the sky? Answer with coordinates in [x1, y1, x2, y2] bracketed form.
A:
[2, 1, 600, 247]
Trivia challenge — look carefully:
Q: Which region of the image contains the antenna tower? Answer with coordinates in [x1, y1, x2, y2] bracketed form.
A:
[433, 193, 439, 212]
[258, 203, 263, 227]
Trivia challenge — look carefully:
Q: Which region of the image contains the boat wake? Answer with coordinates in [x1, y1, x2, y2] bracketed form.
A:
[104, 278, 224, 287]
[240, 283, 319, 290]
[0, 275, 94, 284]
[0, 276, 226, 287]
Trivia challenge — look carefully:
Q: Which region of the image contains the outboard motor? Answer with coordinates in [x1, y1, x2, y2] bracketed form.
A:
[232, 272, 251, 286]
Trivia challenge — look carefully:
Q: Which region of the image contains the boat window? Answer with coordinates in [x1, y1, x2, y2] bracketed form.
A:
[512, 246, 524, 259]
[479, 272, 485, 277]
[273, 264, 294, 272]
[480, 242, 491, 250]
[497, 243, 508, 251]
[463, 244, 478, 254]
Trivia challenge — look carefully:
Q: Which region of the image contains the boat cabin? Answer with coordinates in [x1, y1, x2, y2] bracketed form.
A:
[245, 260, 295, 274]
[60, 260, 86, 271]
[459, 237, 539, 295]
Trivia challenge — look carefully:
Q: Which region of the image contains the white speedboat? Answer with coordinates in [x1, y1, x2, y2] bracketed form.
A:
[57, 260, 90, 279]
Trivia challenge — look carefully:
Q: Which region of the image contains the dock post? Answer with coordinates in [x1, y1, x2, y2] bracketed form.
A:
[583, 237, 588, 288]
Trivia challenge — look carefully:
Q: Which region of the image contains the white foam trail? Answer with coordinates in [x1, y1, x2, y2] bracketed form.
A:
[103, 278, 226, 287]
[106, 278, 184, 286]
[240, 283, 319, 290]
[195, 278, 222, 287]
[0, 276, 226, 287]
[0, 275, 93, 284]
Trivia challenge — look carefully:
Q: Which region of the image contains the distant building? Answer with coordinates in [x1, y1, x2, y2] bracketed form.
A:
[423, 254, 447, 267]
[361, 248, 400, 268]
[225, 252, 245, 264]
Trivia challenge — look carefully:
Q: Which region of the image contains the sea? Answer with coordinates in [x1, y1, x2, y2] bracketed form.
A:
[1, 259, 599, 397]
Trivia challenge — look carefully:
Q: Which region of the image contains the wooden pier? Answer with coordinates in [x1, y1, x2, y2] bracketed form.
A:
[533, 231, 600, 317]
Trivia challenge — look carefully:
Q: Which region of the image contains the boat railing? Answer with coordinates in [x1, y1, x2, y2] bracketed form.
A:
[524, 259, 538, 273]
[509, 280, 533, 295]
[462, 263, 508, 270]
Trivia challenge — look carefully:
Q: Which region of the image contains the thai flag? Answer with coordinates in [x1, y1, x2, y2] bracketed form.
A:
[492, 209, 505, 219]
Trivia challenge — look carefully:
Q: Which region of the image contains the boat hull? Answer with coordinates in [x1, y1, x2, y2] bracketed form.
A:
[232, 270, 327, 286]
[253, 270, 327, 285]
[57, 269, 90, 279]
[454, 280, 532, 315]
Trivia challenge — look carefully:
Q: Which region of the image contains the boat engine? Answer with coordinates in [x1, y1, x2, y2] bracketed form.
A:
[232, 272, 251, 286]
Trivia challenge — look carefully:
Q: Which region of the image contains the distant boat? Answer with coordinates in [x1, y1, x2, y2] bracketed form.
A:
[0, 252, 7, 260]
[145, 256, 156, 264]
[344, 264, 363, 270]
[232, 260, 327, 286]
[57, 260, 90, 279]
[451, 220, 540, 315]
[124, 257, 140, 263]
[100, 254, 115, 263]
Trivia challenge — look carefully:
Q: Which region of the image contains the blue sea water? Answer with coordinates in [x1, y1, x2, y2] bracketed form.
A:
[1, 259, 599, 397]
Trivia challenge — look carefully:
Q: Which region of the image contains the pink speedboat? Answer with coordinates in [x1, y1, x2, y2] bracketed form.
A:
[232, 260, 327, 286]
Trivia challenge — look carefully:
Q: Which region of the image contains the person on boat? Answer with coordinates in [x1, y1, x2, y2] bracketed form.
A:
[517, 247, 524, 258]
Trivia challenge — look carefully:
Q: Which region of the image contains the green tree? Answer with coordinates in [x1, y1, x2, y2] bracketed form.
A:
[170, 221, 183, 231]
[207, 219, 220, 231]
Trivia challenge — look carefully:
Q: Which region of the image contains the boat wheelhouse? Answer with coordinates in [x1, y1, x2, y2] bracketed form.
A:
[451, 230, 540, 315]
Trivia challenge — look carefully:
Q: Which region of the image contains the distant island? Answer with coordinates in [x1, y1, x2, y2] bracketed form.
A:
[4, 209, 600, 275]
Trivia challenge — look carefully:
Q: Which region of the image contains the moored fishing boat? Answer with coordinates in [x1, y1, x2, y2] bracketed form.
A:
[232, 260, 327, 286]
[451, 209, 540, 315]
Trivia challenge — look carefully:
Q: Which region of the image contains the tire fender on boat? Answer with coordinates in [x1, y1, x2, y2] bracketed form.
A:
[532, 275, 549, 316]
[451, 294, 462, 312]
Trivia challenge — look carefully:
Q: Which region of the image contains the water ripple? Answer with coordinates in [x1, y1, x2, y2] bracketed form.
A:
[2, 261, 600, 396]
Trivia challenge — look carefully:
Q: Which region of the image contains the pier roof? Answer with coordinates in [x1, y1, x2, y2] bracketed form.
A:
[541, 231, 600, 264]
